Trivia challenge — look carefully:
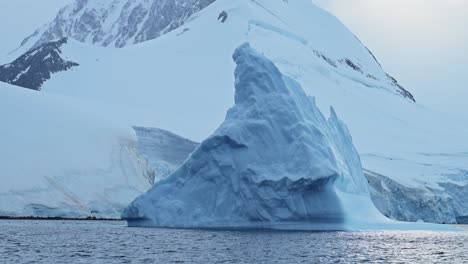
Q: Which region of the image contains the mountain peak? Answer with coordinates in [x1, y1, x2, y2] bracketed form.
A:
[21, 0, 216, 49]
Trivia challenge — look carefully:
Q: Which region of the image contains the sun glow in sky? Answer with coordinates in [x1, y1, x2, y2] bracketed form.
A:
[313, 0, 468, 116]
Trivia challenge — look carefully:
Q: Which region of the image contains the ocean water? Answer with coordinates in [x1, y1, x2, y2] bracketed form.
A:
[0, 220, 467, 264]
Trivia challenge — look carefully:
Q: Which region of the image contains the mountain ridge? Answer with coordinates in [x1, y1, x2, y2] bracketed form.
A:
[19, 0, 216, 50]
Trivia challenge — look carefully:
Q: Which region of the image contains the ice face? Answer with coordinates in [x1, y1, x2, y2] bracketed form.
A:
[0, 84, 199, 219]
[122, 43, 384, 230]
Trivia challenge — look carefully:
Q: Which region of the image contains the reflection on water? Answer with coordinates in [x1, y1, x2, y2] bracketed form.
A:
[0, 220, 467, 264]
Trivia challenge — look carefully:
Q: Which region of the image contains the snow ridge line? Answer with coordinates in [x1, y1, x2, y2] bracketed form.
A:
[248, 20, 308, 45]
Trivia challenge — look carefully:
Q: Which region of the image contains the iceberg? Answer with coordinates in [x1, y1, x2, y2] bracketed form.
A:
[122, 43, 390, 230]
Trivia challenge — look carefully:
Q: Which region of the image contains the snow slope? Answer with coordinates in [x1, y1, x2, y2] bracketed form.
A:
[122, 44, 389, 230]
[32, 0, 416, 140]
[2, 0, 468, 223]
[0, 83, 196, 218]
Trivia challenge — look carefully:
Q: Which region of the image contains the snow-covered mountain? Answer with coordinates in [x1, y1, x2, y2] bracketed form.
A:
[1, 0, 467, 223]
[18, 0, 215, 51]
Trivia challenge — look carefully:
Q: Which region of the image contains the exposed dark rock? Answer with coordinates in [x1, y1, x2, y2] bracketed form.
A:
[345, 34, 416, 102]
[351, 34, 383, 68]
[364, 46, 382, 68]
[342, 58, 363, 73]
[313, 50, 337, 68]
[366, 74, 378, 80]
[176, 28, 190, 36]
[218, 11, 228, 23]
[386, 74, 416, 102]
[313, 49, 415, 102]
[0, 38, 78, 91]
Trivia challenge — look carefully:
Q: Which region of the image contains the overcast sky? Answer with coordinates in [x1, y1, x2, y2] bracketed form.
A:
[313, 0, 468, 115]
[0, 0, 466, 115]
[0, 0, 71, 55]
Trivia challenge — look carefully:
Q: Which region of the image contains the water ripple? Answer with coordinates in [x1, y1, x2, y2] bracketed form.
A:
[0, 220, 467, 264]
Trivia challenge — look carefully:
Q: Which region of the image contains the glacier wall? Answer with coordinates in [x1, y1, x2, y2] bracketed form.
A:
[0, 83, 199, 219]
[133, 127, 200, 183]
[122, 43, 386, 230]
[367, 170, 468, 224]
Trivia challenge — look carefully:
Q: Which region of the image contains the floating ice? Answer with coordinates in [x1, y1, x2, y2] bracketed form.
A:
[122, 44, 391, 230]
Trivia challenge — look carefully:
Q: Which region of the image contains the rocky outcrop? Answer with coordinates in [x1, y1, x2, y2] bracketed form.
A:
[0, 38, 78, 90]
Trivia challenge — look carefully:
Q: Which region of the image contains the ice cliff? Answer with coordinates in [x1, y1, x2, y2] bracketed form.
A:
[122, 44, 386, 230]
[133, 127, 200, 183]
[0, 82, 199, 219]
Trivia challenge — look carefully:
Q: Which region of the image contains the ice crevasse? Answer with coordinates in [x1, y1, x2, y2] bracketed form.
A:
[122, 43, 442, 230]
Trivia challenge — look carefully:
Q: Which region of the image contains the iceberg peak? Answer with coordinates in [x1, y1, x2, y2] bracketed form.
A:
[122, 43, 386, 230]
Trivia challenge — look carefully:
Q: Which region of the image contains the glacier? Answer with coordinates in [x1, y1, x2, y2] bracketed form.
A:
[133, 126, 199, 183]
[122, 43, 389, 230]
[0, 83, 198, 219]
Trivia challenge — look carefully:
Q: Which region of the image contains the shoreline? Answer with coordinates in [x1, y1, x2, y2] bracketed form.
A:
[0, 216, 122, 221]
[0, 217, 466, 229]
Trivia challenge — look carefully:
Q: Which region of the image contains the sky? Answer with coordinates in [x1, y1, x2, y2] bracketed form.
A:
[312, 0, 468, 116]
[0, 0, 72, 56]
[0, 0, 466, 115]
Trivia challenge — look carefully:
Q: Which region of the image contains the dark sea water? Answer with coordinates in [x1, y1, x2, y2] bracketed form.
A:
[0, 220, 467, 264]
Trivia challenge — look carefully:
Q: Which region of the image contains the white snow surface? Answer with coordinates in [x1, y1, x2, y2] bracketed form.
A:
[36, 0, 420, 141]
[0, 83, 154, 218]
[122, 44, 453, 231]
